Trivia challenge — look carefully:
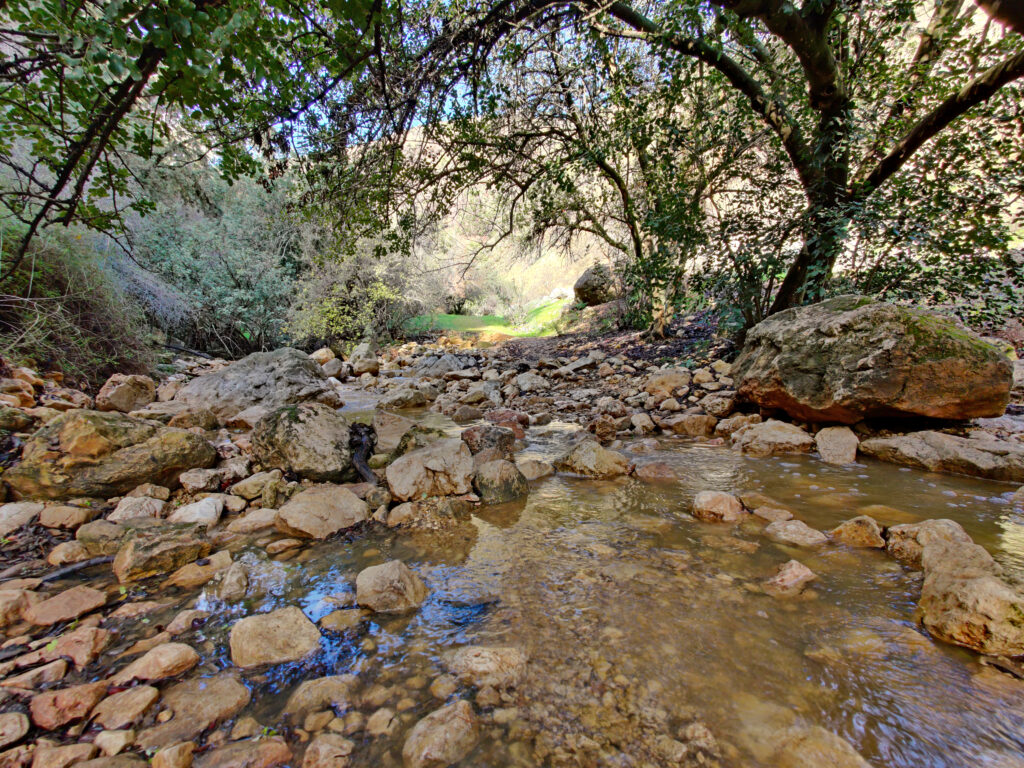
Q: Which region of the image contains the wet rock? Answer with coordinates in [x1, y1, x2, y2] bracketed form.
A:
[373, 411, 415, 454]
[752, 506, 793, 523]
[96, 375, 156, 414]
[136, 674, 250, 749]
[226, 508, 277, 534]
[473, 461, 528, 504]
[30, 681, 107, 730]
[113, 523, 211, 583]
[194, 739, 291, 768]
[173, 348, 341, 424]
[765, 520, 827, 547]
[401, 699, 479, 768]
[634, 462, 677, 482]
[167, 497, 223, 528]
[31, 744, 98, 768]
[814, 426, 859, 465]
[517, 459, 554, 481]
[919, 537, 1024, 656]
[0, 589, 35, 629]
[830, 516, 885, 548]
[94, 730, 134, 756]
[460, 425, 514, 459]
[165, 550, 232, 589]
[733, 295, 1012, 423]
[1, 658, 67, 689]
[10, 625, 109, 669]
[714, 413, 761, 438]
[732, 419, 815, 457]
[110, 643, 200, 684]
[691, 491, 745, 523]
[252, 403, 354, 482]
[213, 561, 248, 601]
[0, 502, 43, 536]
[91, 686, 160, 729]
[275, 485, 369, 540]
[886, 519, 972, 569]
[284, 676, 357, 719]
[770, 725, 870, 767]
[445, 646, 526, 689]
[229, 606, 321, 668]
[24, 585, 106, 626]
[661, 413, 717, 437]
[554, 439, 631, 478]
[151, 744, 193, 768]
[859, 431, 1024, 483]
[5, 411, 216, 500]
[379, 386, 427, 409]
[0, 714, 27, 750]
[573, 264, 615, 306]
[366, 707, 397, 736]
[763, 560, 817, 597]
[386, 440, 474, 501]
[355, 560, 428, 613]
[302, 734, 353, 768]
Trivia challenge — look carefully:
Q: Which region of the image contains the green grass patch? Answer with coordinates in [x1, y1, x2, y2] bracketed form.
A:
[406, 298, 571, 338]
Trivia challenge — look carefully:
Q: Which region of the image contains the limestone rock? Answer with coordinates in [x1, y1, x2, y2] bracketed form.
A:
[91, 686, 160, 729]
[303, 734, 353, 768]
[356, 560, 428, 613]
[373, 411, 415, 454]
[275, 485, 369, 539]
[5, 410, 216, 500]
[644, 369, 691, 400]
[401, 700, 479, 768]
[830, 516, 885, 548]
[573, 264, 615, 306]
[24, 585, 106, 626]
[771, 725, 870, 767]
[445, 646, 527, 689]
[113, 523, 211, 583]
[473, 460, 528, 504]
[30, 681, 107, 730]
[860, 431, 1024, 482]
[0, 502, 43, 537]
[0, 714, 27, 750]
[732, 420, 815, 457]
[733, 295, 1012, 423]
[460, 425, 514, 459]
[553, 439, 631, 478]
[108, 496, 167, 523]
[765, 520, 827, 547]
[348, 341, 380, 377]
[173, 348, 341, 424]
[886, 518, 973, 569]
[517, 459, 554, 481]
[110, 643, 199, 684]
[764, 560, 817, 597]
[814, 426, 859, 465]
[691, 491, 745, 523]
[194, 739, 291, 768]
[96, 375, 156, 414]
[252, 403, 354, 482]
[386, 440, 473, 501]
[166, 497, 223, 528]
[229, 606, 321, 668]
[283, 675, 357, 718]
[136, 674, 250, 749]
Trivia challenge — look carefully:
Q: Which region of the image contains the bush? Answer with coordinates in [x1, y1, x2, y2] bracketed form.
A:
[0, 228, 153, 389]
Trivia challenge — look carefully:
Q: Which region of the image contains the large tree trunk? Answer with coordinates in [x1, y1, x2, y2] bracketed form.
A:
[767, 199, 849, 315]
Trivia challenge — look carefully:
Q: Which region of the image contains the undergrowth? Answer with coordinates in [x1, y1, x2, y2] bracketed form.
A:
[0, 226, 153, 390]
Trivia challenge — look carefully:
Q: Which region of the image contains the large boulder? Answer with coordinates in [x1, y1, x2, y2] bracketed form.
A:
[348, 341, 380, 376]
[275, 485, 370, 539]
[473, 460, 528, 504]
[355, 560, 428, 613]
[860, 431, 1024, 482]
[252, 403, 354, 482]
[573, 264, 615, 306]
[386, 439, 474, 501]
[5, 410, 216, 500]
[732, 296, 1012, 423]
[173, 348, 342, 424]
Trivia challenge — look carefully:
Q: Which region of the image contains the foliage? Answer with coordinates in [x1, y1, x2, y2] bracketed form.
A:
[0, 226, 153, 388]
[0, 0, 385, 277]
[123, 170, 303, 356]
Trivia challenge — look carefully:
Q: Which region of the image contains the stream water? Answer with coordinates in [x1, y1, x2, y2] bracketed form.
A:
[93, 391, 1024, 767]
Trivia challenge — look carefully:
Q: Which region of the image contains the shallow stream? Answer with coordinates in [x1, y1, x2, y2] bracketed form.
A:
[95, 392, 1024, 767]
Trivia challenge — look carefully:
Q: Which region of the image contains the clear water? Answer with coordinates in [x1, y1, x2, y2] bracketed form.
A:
[90, 396, 1024, 767]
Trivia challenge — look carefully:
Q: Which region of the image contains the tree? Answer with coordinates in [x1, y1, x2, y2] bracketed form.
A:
[0, 0, 385, 281]
[319, 0, 1023, 326]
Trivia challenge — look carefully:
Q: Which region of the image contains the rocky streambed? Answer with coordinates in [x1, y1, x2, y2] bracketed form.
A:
[0, 297, 1023, 768]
